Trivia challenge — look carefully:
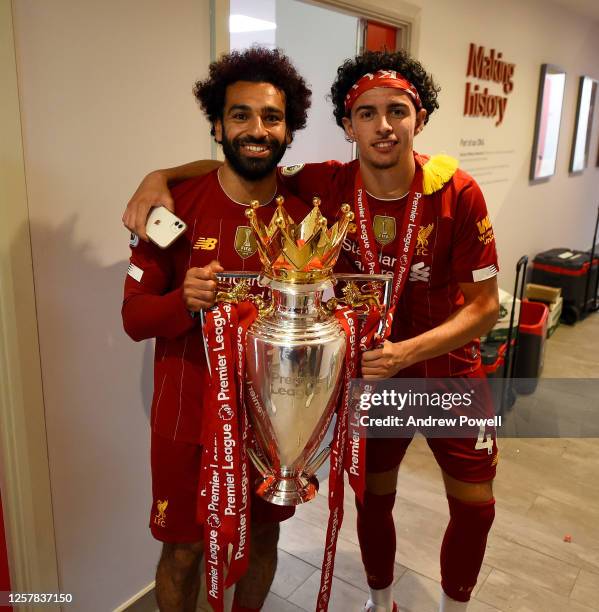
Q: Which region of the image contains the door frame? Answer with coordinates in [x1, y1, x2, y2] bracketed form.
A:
[212, 0, 421, 72]
[0, 0, 60, 607]
[296, 0, 419, 54]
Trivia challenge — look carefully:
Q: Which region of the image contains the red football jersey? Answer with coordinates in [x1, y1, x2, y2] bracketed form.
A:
[122, 170, 313, 442]
[279, 155, 499, 377]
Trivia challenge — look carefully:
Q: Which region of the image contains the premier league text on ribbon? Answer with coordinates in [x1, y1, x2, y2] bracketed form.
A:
[211, 309, 238, 518]
[345, 312, 360, 478]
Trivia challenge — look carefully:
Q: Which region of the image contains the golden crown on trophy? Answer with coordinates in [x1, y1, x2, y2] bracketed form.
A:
[245, 196, 354, 283]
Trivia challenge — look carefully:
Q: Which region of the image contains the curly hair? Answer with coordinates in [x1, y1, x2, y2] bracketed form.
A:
[330, 50, 440, 126]
[193, 46, 311, 140]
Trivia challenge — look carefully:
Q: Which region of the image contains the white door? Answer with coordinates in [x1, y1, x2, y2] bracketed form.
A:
[230, 0, 359, 165]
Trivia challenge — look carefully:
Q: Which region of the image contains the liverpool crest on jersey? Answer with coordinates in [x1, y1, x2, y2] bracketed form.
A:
[154, 499, 168, 527]
[416, 223, 434, 256]
[234, 226, 258, 259]
[373, 215, 396, 246]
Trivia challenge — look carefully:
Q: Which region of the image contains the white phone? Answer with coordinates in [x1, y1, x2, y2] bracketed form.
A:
[146, 206, 187, 248]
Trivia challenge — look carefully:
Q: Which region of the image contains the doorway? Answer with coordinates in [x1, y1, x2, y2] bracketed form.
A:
[228, 0, 409, 165]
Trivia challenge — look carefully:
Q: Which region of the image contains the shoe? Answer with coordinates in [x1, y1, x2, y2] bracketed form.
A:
[363, 601, 398, 612]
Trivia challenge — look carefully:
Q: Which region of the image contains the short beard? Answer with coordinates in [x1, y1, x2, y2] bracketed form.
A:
[221, 133, 287, 181]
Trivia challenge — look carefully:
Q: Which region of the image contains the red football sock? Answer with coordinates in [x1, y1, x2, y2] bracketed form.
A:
[440, 494, 495, 602]
[231, 600, 261, 612]
[356, 490, 397, 590]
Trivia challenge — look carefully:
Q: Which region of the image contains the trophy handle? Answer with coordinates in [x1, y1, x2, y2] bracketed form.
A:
[303, 445, 331, 478]
[328, 273, 393, 339]
[215, 275, 273, 317]
[200, 272, 263, 374]
[247, 447, 273, 478]
[326, 280, 383, 311]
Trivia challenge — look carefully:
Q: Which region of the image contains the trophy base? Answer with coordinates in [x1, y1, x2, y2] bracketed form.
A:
[255, 474, 319, 506]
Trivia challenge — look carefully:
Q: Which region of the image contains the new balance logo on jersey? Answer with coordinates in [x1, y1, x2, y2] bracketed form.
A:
[193, 237, 218, 250]
[409, 261, 430, 282]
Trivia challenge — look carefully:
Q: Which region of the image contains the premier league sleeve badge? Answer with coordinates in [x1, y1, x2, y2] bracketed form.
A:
[281, 163, 305, 176]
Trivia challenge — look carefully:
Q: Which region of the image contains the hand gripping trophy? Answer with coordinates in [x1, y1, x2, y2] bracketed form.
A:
[200, 196, 389, 611]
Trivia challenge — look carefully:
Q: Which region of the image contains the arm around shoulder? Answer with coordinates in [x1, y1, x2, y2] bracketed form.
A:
[123, 159, 223, 240]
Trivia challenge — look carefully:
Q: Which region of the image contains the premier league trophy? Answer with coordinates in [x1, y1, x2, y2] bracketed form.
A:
[214, 196, 388, 506]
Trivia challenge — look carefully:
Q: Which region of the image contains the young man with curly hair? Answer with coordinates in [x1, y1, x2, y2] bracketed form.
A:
[122, 47, 313, 612]
[124, 50, 500, 612]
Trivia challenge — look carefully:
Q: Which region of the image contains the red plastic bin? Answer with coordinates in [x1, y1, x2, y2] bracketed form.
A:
[514, 300, 549, 394]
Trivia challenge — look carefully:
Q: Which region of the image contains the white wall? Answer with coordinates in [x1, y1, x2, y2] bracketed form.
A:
[401, 0, 599, 291]
[12, 1, 211, 609]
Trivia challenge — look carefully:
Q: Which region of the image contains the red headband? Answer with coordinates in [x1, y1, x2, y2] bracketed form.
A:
[344, 70, 422, 113]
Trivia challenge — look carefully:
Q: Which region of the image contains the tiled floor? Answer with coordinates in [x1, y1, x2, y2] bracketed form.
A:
[260, 312, 599, 612]
[193, 312, 599, 612]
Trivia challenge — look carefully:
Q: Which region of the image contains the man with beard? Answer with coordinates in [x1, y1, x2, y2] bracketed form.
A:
[121, 47, 312, 612]
[123, 49, 500, 612]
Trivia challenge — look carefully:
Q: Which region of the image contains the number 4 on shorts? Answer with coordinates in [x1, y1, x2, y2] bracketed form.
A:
[475, 424, 494, 455]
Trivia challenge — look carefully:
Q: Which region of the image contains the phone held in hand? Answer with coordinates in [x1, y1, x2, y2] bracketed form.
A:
[146, 206, 187, 248]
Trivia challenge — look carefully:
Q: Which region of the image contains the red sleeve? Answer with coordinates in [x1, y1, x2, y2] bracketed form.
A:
[450, 177, 499, 283]
[121, 236, 196, 341]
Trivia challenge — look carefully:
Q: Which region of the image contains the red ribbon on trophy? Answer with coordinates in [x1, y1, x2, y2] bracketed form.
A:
[316, 306, 360, 611]
[199, 301, 258, 612]
[200, 275, 382, 611]
[345, 305, 382, 505]
[227, 301, 258, 587]
[353, 163, 425, 340]
[202, 298, 365, 612]
[333, 162, 425, 577]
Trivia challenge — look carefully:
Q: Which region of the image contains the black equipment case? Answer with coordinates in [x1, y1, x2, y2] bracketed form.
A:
[530, 248, 598, 324]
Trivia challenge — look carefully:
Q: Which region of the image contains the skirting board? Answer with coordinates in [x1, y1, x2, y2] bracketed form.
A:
[113, 581, 156, 612]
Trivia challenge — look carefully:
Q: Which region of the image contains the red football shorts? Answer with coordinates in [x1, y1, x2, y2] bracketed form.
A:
[365, 368, 498, 482]
[149, 431, 295, 543]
